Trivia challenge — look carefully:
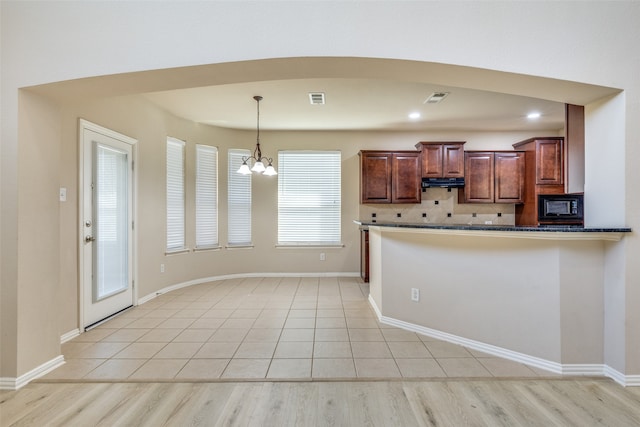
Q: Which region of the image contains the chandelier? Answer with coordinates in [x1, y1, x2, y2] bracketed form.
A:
[237, 95, 277, 176]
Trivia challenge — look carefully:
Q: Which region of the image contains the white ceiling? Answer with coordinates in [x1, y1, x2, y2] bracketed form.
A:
[143, 78, 566, 132]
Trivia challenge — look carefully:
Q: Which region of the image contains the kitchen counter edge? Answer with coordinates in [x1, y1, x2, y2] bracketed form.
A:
[354, 220, 631, 242]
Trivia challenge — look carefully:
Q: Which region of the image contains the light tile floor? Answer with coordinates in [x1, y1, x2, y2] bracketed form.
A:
[43, 276, 552, 381]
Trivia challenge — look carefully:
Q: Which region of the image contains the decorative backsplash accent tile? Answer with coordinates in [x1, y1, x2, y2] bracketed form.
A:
[359, 188, 515, 225]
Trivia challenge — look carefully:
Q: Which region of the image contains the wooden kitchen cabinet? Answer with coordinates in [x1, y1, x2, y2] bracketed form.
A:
[536, 139, 564, 185]
[512, 137, 565, 225]
[359, 151, 421, 204]
[360, 151, 392, 203]
[513, 137, 563, 186]
[415, 141, 465, 178]
[360, 229, 369, 283]
[463, 152, 494, 203]
[461, 151, 525, 203]
[494, 152, 526, 203]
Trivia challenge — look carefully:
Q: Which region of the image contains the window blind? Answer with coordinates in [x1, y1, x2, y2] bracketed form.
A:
[278, 150, 341, 245]
[166, 137, 185, 251]
[228, 149, 252, 246]
[96, 144, 127, 243]
[195, 144, 218, 248]
[96, 143, 129, 298]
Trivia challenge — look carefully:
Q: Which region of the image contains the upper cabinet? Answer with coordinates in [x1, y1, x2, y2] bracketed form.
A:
[359, 151, 421, 204]
[415, 141, 465, 178]
[494, 152, 526, 203]
[512, 137, 565, 225]
[460, 151, 525, 204]
[360, 151, 392, 203]
[513, 137, 564, 186]
[462, 152, 494, 203]
[392, 152, 422, 204]
[536, 139, 564, 185]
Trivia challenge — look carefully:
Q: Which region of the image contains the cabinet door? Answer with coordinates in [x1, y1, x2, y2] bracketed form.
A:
[360, 229, 369, 283]
[392, 152, 421, 204]
[536, 139, 563, 185]
[495, 152, 525, 203]
[360, 152, 392, 203]
[420, 144, 443, 178]
[464, 152, 494, 203]
[442, 144, 465, 177]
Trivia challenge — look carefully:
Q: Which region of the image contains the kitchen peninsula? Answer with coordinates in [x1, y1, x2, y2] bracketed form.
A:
[356, 220, 631, 376]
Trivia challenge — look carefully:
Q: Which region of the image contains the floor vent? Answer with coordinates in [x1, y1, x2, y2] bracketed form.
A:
[309, 92, 326, 105]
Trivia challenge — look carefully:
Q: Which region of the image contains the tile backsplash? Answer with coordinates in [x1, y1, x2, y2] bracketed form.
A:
[359, 188, 515, 225]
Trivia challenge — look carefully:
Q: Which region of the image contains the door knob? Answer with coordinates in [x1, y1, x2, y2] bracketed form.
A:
[85, 235, 95, 242]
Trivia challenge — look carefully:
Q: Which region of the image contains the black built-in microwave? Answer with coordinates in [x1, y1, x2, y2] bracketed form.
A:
[538, 193, 584, 225]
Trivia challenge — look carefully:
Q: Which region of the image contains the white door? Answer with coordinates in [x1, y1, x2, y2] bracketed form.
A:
[80, 120, 136, 329]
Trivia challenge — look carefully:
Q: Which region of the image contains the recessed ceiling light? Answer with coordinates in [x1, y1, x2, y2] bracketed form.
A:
[527, 112, 541, 119]
[409, 112, 421, 120]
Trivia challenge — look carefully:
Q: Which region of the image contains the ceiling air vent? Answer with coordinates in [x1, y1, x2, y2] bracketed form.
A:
[309, 92, 326, 105]
[424, 92, 450, 104]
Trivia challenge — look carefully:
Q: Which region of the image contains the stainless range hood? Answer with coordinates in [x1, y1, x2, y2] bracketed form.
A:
[421, 177, 465, 188]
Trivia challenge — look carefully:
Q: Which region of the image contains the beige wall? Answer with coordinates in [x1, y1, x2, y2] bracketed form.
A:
[15, 92, 63, 374]
[371, 227, 606, 364]
[2, 1, 639, 382]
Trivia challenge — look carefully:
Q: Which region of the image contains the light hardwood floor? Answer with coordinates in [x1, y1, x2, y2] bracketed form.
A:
[2, 378, 640, 426]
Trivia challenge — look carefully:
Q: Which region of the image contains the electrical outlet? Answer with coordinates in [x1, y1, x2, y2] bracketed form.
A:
[411, 288, 420, 302]
[320, 253, 326, 261]
[160, 264, 165, 273]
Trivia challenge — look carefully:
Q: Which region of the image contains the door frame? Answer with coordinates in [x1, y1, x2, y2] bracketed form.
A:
[78, 119, 138, 330]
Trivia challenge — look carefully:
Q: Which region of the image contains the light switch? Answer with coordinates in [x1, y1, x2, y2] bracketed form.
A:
[59, 187, 67, 202]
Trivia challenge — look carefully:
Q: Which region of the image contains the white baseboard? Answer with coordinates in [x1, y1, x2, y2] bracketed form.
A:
[379, 313, 563, 375]
[603, 366, 640, 387]
[0, 355, 65, 391]
[624, 375, 640, 387]
[562, 364, 605, 376]
[367, 296, 640, 387]
[61, 328, 81, 344]
[139, 272, 360, 305]
[368, 294, 382, 319]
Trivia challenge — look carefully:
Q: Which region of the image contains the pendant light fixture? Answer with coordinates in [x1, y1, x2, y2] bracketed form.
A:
[237, 95, 277, 176]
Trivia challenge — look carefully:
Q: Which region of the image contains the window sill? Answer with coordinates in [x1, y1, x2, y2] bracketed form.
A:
[165, 248, 190, 255]
[275, 243, 344, 249]
[225, 244, 254, 250]
[194, 245, 222, 252]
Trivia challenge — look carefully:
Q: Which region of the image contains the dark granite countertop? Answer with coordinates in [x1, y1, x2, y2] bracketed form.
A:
[354, 220, 631, 233]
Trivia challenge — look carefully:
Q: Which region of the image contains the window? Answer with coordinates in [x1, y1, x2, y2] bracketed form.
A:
[278, 150, 341, 245]
[166, 137, 185, 251]
[195, 144, 218, 248]
[228, 149, 252, 246]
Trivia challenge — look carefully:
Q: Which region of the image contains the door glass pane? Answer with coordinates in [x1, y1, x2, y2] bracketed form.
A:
[94, 143, 129, 301]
